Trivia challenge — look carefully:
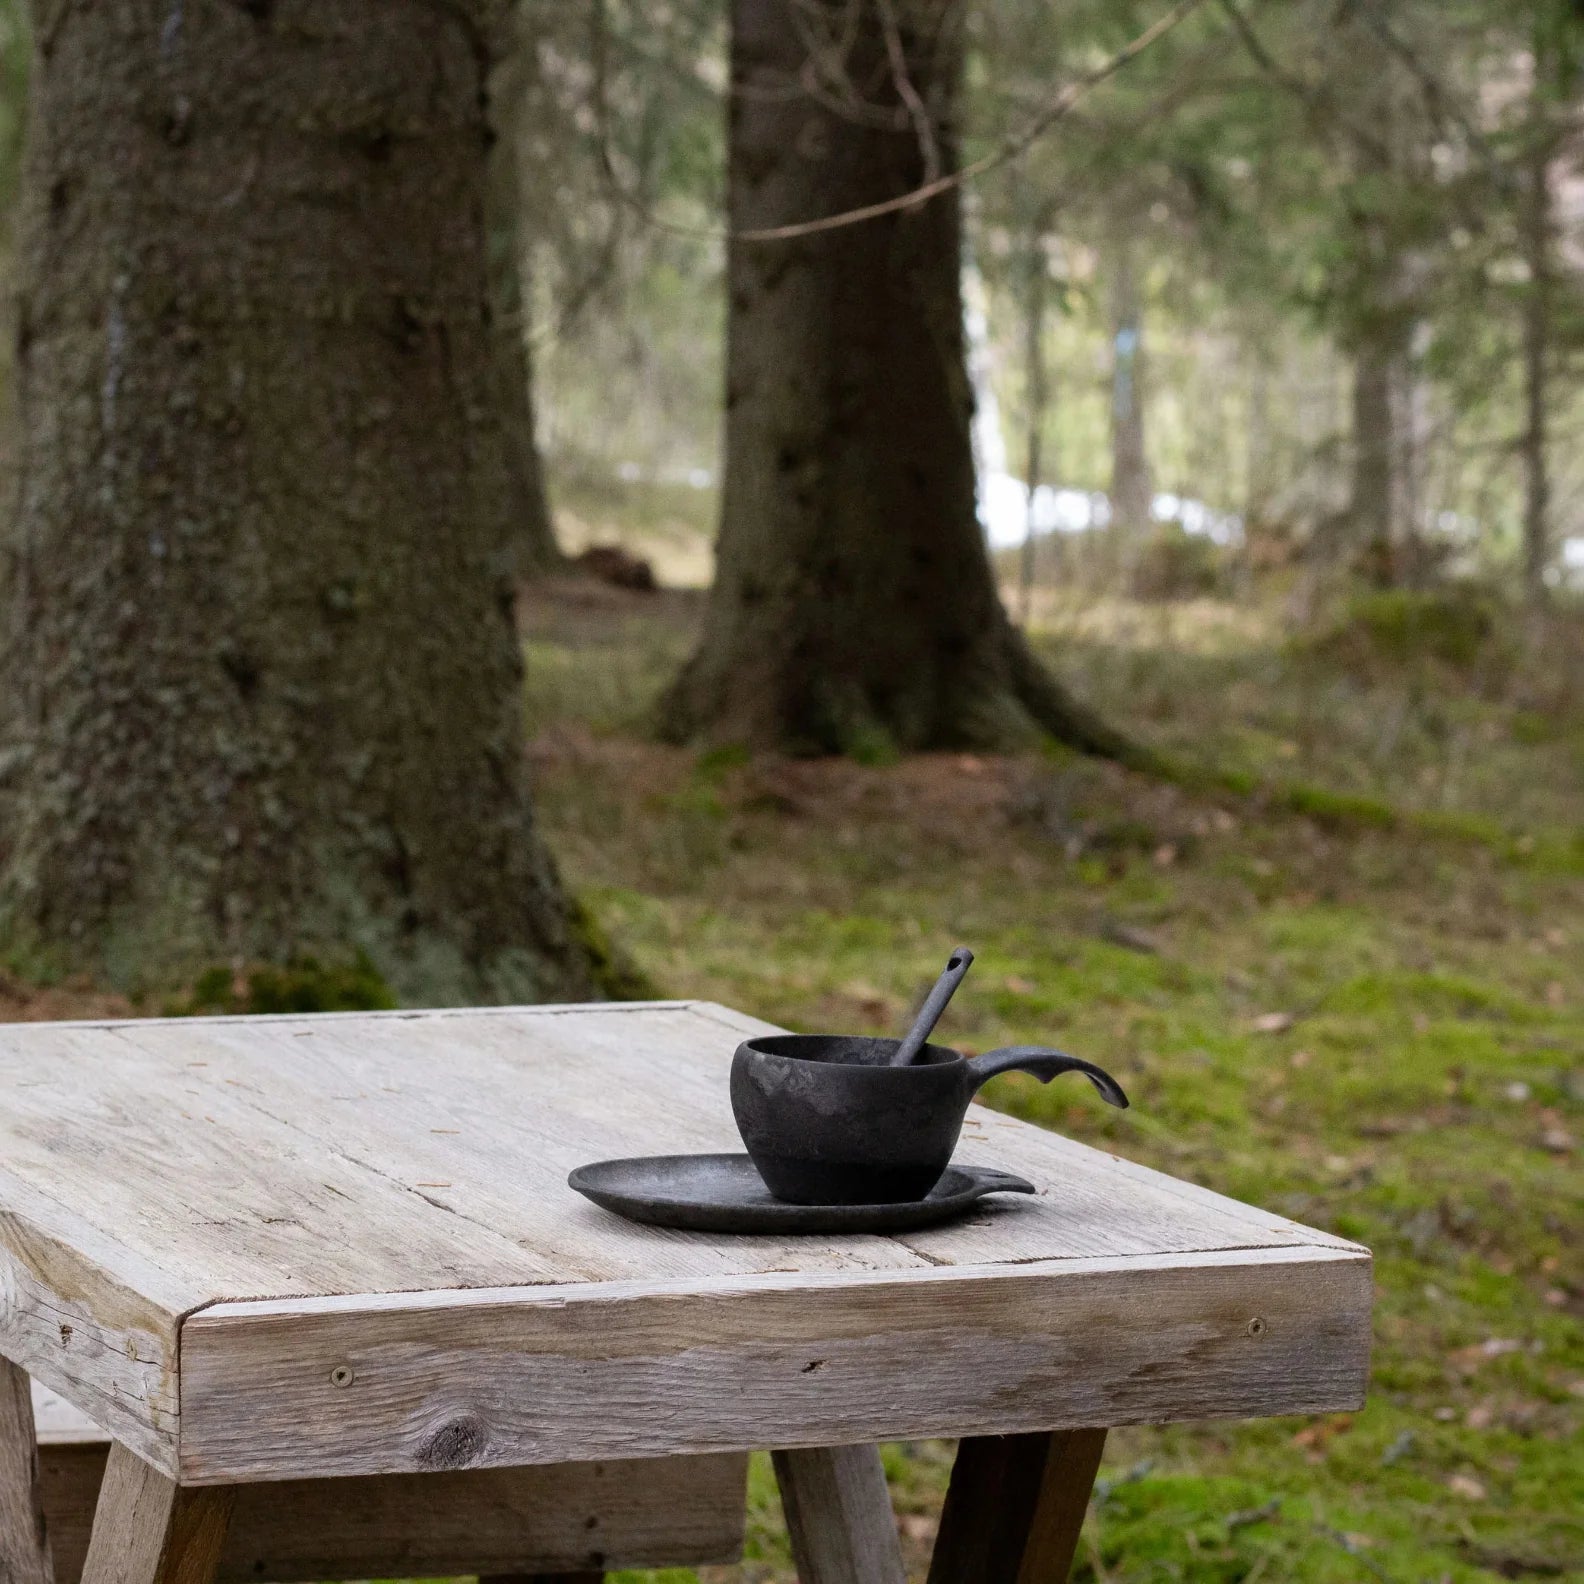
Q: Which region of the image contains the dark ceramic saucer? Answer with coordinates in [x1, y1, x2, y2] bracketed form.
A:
[568, 1154, 1036, 1234]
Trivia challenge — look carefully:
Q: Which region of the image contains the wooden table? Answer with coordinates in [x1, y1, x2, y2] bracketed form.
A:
[0, 1002, 1371, 1583]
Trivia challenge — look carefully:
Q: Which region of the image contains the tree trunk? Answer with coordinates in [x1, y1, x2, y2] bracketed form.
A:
[0, 0, 596, 1003]
[1018, 222, 1051, 630]
[1520, 89, 1555, 606]
[1348, 338, 1399, 584]
[661, 0, 1132, 763]
[486, 21, 562, 579]
[1108, 238, 1151, 543]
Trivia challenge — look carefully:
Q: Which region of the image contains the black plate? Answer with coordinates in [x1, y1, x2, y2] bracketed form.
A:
[568, 1153, 1036, 1234]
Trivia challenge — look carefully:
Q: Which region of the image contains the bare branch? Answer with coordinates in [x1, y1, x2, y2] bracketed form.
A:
[875, 0, 943, 190]
[592, 0, 1211, 244]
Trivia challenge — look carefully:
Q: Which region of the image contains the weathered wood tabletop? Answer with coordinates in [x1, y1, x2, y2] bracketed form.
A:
[0, 1002, 1372, 1583]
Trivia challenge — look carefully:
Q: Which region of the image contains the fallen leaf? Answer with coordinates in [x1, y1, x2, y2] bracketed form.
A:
[1540, 1126, 1574, 1154]
[1465, 1401, 1495, 1429]
[1003, 975, 1035, 995]
[1289, 1048, 1312, 1068]
[1447, 1474, 1487, 1501]
[1252, 1011, 1296, 1034]
[1290, 1414, 1352, 1450]
[1544, 981, 1565, 1006]
[1152, 842, 1178, 867]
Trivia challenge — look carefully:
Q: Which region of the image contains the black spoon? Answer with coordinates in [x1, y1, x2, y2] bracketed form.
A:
[889, 947, 974, 1066]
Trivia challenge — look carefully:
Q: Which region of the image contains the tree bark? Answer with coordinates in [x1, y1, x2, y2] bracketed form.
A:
[1520, 67, 1556, 606]
[1107, 238, 1151, 544]
[1018, 219, 1052, 630]
[0, 0, 596, 1002]
[486, 19, 562, 579]
[1348, 336, 1400, 584]
[661, 0, 1131, 763]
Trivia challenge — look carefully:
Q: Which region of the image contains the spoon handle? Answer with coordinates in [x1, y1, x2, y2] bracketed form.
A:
[891, 947, 975, 1066]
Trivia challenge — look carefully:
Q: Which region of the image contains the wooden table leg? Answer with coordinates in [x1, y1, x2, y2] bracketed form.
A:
[80, 1444, 235, 1584]
[927, 1429, 1107, 1584]
[0, 1360, 53, 1584]
[773, 1444, 906, 1584]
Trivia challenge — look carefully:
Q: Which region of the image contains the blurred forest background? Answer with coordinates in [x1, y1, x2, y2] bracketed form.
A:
[0, 0, 1579, 1581]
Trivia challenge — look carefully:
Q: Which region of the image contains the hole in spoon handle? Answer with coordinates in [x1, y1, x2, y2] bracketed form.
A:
[891, 946, 975, 1066]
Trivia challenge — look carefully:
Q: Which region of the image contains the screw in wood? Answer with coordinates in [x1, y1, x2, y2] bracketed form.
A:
[330, 1364, 355, 1388]
[1246, 1317, 1267, 1337]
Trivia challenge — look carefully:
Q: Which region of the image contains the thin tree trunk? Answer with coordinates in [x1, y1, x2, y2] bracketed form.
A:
[1019, 222, 1051, 629]
[1108, 238, 1151, 544]
[0, 0, 595, 1002]
[487, 19, 563, 579]
[662, 0, 1136, 764]
[1520, 110, 1553, 605]
[1349, 338, 1398, 584]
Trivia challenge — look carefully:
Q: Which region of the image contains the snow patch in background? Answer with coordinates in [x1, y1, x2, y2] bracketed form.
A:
[977, 471, 1244, 551]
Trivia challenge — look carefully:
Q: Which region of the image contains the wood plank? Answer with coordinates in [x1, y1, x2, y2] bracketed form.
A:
[0, 1359, 53, 1584]
[0, 1001, 1356, 1306]
[32, 1383, 109, 1445]
[0, 1007, 930, 1306]
[177, 1244, 1371, 1483]
[773, 1444, 904, 1584]
[39, 1443, 744, 1584]
[80, 1443, 233, 1584]
[147, 1004, 931, 1285]
[927, 1430, 1106, 1584]
[0, 1171, 189, 1473]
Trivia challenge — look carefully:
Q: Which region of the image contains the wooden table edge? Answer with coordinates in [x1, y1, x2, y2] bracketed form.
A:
[173, 1241, 1373, 1485]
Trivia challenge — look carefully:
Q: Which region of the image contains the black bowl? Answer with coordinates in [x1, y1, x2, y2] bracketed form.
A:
[730, 1033, 1127, 1206]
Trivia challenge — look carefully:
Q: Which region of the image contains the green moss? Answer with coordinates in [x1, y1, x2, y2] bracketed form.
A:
[693, 742, 752, 781]
[843, 720, 902, 767]
[166, 952, 397, 1016]
[568, 895, 664, 1001]
[1277, 782, 1399, 830]
[1312, 587, 1506, 672]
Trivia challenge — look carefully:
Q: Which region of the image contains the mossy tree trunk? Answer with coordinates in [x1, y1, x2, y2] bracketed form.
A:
[0, 0, 595, 1003]
[661, 0, 1132, 763]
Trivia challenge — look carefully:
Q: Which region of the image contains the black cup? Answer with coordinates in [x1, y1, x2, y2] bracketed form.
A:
[730, 1033, 1128, 1206]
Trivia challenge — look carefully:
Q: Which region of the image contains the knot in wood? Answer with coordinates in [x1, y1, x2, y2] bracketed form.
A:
[415, 1412, 489, 1470]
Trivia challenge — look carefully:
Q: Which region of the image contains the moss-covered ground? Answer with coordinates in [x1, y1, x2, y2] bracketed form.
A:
[519, 576, 1583, 1584]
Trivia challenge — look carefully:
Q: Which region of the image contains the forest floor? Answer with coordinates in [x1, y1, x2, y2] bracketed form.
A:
[518, 569, 1584, 1584]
